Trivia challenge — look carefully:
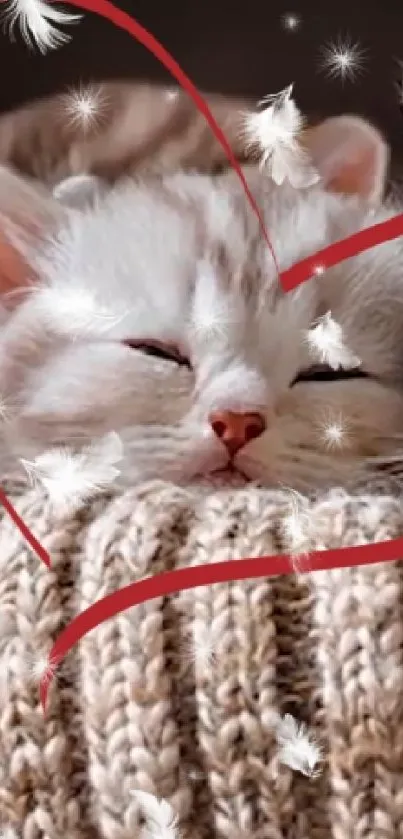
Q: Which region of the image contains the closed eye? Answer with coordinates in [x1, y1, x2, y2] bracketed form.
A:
[123, 339, 191, 368]
[292, 364, 369, 385]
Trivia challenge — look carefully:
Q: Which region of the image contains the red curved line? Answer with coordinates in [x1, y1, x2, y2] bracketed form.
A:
[280, 213, 403, 291]
[40, 535, 402, 709]
[0, 487, 51, 567]
[62, 0, 278, 276]
[56, 0, 403, 295]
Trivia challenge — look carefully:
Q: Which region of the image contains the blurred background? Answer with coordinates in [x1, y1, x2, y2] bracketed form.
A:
[0, 0, 402, 166]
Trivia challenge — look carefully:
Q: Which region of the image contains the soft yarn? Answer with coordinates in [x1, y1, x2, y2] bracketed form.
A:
[1, 479, 403, 839]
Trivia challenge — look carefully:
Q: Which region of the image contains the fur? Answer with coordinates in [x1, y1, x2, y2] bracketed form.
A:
[0, 113, 402, 492]
[0, 81, 252, 183]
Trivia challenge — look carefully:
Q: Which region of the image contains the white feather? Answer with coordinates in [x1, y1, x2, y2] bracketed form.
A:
[241, 84, 319, 188]
[305, 311, 362, 370]
[275, 713, 322, 777]
[271, 144, 320, 189]
[2, 0, 81, 53]
[29, 285, 126, 338]
[132, 790, 179, 839]
[280, 489, 311, 557]
[20, 431, 123, 514]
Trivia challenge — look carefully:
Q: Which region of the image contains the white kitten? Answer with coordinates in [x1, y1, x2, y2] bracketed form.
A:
[0, 115, 403, 493]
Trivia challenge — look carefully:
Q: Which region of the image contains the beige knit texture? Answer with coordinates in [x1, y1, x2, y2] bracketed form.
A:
[1, 479, 403, 839]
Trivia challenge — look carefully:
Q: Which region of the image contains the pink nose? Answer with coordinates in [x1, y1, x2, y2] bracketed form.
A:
[209, 410, 266, 456]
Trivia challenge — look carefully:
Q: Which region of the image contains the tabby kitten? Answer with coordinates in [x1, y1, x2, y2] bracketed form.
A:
[0, 81, 252, 184]
[0, 114, 402, 493]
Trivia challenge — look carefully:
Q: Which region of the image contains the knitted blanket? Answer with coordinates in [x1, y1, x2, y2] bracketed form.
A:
[1, 480, 403, 839]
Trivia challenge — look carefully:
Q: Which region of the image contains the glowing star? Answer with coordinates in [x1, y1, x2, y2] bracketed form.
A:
[131, 791, 179, 839]
[190, 261, 242, 342]
[275, 713, 322, 777]
[165, 89, 179, 101]
[190, 298, 240, 342]
[319, 412, 350, 451]
[183, 622, 216, 669]
[240, 84, 319, 188]
[29, 286, 125, 338]
[21, 432, 123, 515]
[281, 12, 301, 32]
[319, 35, 367, 84]
[305, 311, 361, 371]
[27, 652, 59, 685]
[1, 0, 81, 53]
[63, 84, 105, 133]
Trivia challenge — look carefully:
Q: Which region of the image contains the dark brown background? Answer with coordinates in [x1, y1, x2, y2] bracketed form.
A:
[0, 0, 402, 159]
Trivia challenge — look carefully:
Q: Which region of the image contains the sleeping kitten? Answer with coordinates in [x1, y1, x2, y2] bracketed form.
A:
[0, 114, 402, 493]
[0, 81, 252, 184]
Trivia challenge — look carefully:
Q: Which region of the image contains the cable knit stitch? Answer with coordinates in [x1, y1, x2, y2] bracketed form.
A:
[1, 479, 403, 839]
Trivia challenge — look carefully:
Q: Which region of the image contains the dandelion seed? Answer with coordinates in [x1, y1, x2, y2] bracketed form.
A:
[319, 34, 367, 84]
[305, 311, 361, 370]
[1, 0, 81, 53]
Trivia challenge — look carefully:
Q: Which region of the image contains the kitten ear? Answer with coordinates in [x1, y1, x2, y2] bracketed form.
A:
[302, 116, 389, 204]
[53, 173, 107, 208]
[0, 166, 65, 302]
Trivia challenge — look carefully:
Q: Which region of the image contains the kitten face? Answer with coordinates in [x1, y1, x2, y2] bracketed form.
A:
[1, 115, 403, 492]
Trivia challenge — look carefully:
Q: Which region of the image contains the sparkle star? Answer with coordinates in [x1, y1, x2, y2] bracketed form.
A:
[319, 412, 350, 451]
[318, 35, 367, 84]
[26, 651, 60, 685]
[183, 622, 216, 669]
[281, 12, 301, 32]
[63, 84, 106, 133]
[165, 88, 179, 101]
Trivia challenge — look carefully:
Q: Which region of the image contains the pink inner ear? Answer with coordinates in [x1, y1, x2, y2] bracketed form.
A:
[0, 229, 32, 302]
[303, 117, 388, 203]
[325, 145, 383, 199]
